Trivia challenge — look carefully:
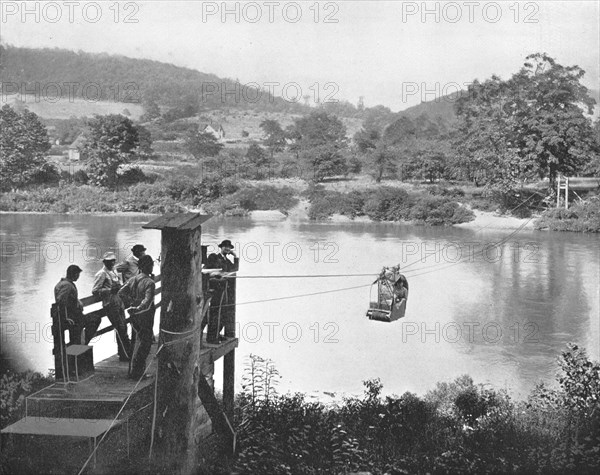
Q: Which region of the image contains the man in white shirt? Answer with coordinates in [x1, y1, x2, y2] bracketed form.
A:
[92, 251, 131, 361]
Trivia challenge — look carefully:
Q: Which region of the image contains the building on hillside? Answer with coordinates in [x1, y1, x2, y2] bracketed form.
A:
[67, 134, 87, 161]
[199, 122, 226, 140]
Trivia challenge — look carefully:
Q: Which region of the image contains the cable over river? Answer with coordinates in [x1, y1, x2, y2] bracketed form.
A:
[1, 213, 598, 399]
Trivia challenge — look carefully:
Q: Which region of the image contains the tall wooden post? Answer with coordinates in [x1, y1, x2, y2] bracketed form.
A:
[143, 213, 212, 474]
[223, 277, 236, 422]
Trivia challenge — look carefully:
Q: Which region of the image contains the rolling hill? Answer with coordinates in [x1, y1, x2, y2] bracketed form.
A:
[0, 45, 308, 114]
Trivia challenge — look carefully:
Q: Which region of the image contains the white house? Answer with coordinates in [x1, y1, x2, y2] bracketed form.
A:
[199, 122, 225, 140]
[67, 134, 87, 161]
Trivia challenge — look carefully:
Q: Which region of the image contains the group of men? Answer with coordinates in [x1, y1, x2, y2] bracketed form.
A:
[53, 244, 155, 379]
[53, 239, 239, 379]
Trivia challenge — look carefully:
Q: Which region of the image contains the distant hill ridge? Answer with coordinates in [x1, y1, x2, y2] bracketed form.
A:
[0, 45, 308, 114]
[2, 45, 595, 123]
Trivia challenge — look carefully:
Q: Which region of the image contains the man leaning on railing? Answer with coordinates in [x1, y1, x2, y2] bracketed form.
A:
[92, 252, 132, 362]
[54, 265, 100, 345]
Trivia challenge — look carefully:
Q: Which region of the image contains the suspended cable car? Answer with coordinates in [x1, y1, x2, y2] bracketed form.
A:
[366, 266, 409, 322]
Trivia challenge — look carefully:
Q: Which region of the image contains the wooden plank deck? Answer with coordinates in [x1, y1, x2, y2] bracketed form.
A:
[25, 337, 237, 420]
[1, 336, 238, 474]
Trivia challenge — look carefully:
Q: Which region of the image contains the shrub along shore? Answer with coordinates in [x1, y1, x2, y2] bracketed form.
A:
[1, 344, 599, 474]
[1, 170, 598, 231]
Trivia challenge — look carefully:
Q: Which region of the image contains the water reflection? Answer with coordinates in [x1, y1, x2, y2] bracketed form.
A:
[1, 213, 598, 399]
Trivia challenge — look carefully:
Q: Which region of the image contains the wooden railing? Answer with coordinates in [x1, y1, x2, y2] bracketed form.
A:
[82, 274, 162, 337]
[51, 275, 162, 381]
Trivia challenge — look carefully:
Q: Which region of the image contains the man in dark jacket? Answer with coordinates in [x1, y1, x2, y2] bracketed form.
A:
[116, 244, 146, 283]
[206, 239, 239, 344]
[119, 255, 156, 379]
[54, 265, 100, 344]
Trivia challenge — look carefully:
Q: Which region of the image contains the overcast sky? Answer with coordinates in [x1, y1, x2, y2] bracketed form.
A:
[2, 0, 599, 111]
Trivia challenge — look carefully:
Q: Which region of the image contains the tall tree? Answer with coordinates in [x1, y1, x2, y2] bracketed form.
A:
[0, 104, 51, 191]
[259, 119, 286, 158]
[291, 111, 349, 181]
[83, 114, 139, 188]
[368, 142, 397, 183]
[184, 130, 223, 160]
[455, 54, 598, 192]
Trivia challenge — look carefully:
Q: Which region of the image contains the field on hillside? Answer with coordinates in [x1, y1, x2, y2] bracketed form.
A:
[198, 109, 364, 142]
[1, 94, 144, 120]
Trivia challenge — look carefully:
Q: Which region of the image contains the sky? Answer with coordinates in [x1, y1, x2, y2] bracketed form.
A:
[1, 0, 599, 111]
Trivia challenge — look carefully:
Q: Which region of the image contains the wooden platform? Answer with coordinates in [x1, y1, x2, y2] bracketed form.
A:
[2, 336, 238, 474]
[26, 345, 158, 420]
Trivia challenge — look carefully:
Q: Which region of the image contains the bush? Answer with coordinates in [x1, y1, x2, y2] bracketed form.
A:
[230, 346, 600, 475]
[30, 162, 61, 185]
[535, 196, 600, 232]
[119, 166, 152, 185]
[72, 170, 89, 184]
[362, 187, 412, 221]
[408, 195, 475, 225]
[1, 370, 53, 429]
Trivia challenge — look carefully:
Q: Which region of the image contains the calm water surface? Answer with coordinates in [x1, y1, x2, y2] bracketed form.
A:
[1, 213, 598, 399]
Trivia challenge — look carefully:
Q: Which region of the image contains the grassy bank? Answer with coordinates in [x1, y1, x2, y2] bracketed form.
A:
[0, 179, 299, 216]
[2, 168, 599, 231]
[1, 345, 598, 474]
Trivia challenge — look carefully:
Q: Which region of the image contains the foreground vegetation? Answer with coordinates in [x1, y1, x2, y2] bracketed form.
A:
[229, 345, 600, 474]
[2, 345, 598, 474]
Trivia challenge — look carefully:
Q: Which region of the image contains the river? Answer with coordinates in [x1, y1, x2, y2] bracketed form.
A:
[1, 213, 598, 399]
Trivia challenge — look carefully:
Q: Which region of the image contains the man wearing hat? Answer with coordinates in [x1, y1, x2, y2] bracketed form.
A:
[92, 251, 131, 361]
[117, 244, 146, 283]
[205, 240, 239, 344]
[119, 255, 156, 379]
[54, 265, 100, 344]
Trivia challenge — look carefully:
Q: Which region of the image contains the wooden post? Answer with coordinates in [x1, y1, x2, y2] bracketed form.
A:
[143, 213, 212, 474]
[223, 277, 236, 422]
[557, 176, 570, 209]
[50, 304, 68, 382]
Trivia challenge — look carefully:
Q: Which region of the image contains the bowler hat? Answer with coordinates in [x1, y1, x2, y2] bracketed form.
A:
[218, 240, 233, 248]
[102, 251, 117, 261]
[132, 244, 146, 253]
